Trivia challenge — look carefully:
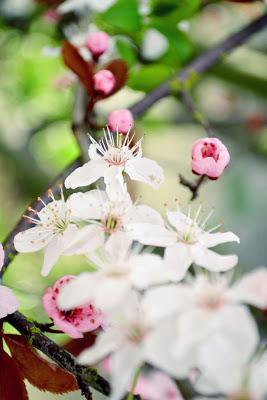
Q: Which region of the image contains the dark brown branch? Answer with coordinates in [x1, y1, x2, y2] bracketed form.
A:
[130, 12, 267, 118]
[179, 174, 207, 201]
[1, 157, 82, 276]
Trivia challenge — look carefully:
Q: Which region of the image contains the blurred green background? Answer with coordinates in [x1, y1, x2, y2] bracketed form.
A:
[0, 0, 267, 398]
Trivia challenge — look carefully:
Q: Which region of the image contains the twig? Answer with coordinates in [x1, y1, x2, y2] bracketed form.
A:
[72, 84, 90, 162]
[130, 12, 267, 118]
[179, 174, 206, 201]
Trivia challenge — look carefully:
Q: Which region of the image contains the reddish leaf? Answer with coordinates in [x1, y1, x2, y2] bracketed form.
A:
[4, 335, 78, 394]
[96, 59, 128, 100]
[64, 332, 96, 357]
[62, 41, 94, 96]
[0, 350, 28, 400]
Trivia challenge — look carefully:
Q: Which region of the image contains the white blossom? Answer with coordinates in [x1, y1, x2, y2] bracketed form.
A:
[65, 128, 164, 199]
[141, 29, 169, 61]
[128, 205, 239, 280]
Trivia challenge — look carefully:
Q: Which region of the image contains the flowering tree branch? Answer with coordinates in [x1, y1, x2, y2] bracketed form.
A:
[2, 11, 267, 400]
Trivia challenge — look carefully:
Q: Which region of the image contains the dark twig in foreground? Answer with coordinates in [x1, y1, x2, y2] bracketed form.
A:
[179, 174, 206, 201]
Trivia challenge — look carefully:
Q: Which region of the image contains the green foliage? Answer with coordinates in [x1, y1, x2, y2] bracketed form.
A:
[150, 0, 200, 22]
[128, 64, 174, 92]
[96, 0, 142, 36]
[115, 38, 137, 67]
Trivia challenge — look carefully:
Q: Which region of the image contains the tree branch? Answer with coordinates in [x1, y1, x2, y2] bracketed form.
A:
[130, 12, 267, 118]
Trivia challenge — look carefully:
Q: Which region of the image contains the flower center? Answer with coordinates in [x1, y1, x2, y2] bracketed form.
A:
[127, 323, 148, 343]
[102, 214, 121, 234]
[201, 142, 219, 161]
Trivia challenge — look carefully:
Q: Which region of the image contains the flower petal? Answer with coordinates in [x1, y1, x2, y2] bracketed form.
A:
[166, 210, 191, 233]
[67, 190, 107, 220]
[78, 329, 122, 365]
[63, 225, 104, 255]
[41, 236, 63, 276]
[57, 273, 97, 310]
[65, 158, 108, 189]
[199, 231, 240, 248]
[127, 223, 176, 247]
[125, 157, 164, 188]
[164, 244, 194, 281]
[0, 286, 19, 318]
[193, 246, 238, 271]
[124, 205, 164, 227]
[104, 165, 126, 201]
[130, 254, 170, 290]
[0, 244, 4, 271]
[105, 232, 132, 261]
[110, 345, 143, 400]
[14, 227, 53, 253]
[228, 267, 267, 309]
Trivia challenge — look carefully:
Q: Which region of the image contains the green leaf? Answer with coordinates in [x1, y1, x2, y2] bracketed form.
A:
[128, 64, 174, 92]
[150, 0, 200, 22]
[116, 38, 137, 67]
[97, 0, 142, 35]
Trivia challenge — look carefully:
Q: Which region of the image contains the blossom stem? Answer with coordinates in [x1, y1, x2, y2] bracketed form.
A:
[127, 367, 141, 400]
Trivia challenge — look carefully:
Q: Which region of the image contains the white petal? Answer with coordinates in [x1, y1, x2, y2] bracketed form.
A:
[63, 225, 104, 255]
[193, 247, 238, 272]
[228, 267, 267, 309]
[199, 231, 240, 248]
[125, 157, 164, 189]
[41, 236, 63, 276]
[249, 352, 267, 399]
[110, 345, 143, 400]
[88, 143, 101, 160]
[104, 165, 127, 201]
[78, 329, 122, 365]
[130, 253, 170, 290]
[0, 244, 4, 271]
[57, 273, 97, 310]
[14, 227, 53, 253]
[164, 243, 193, 281]
[141, 29, 168, 61]
[94, 278, 130, 311]
[127, 223, 176, 247]
[105, 232, 132, 261]
[65, 159, 108, 189]
[124, 205, 164, 227]
[142, 284, 190, 324]
[166, 210, 191, 233]
[0, 286, 19, 318]
[67, 190, 107, 220]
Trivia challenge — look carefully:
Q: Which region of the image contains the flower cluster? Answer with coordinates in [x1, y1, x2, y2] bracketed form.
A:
[13, 126, 267, 400]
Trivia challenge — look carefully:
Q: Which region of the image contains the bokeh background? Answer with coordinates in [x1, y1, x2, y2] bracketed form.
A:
[0, 0, 267, 398]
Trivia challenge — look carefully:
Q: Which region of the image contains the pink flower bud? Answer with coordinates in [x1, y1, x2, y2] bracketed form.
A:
[43, 275, 104, 339]
[86, 31, 110, 57]
[192, 137, 230, 180]
[108, 109, 134, 134]
[93, 69, 115, 95]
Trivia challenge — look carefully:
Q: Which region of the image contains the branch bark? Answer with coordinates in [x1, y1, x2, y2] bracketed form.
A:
[130, 12, 267, 118]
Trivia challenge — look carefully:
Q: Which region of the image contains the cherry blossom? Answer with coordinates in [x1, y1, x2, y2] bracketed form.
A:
[14, 189, 103, 276]
[86, 31, 110, 58]
[43, 275, 103, 338]
[192, 137, 230, 179]
[93, 70, 115, 95]
[57, 232, 169, 312]
[64, 127, 164, 197]
[128, 205, 239, 280]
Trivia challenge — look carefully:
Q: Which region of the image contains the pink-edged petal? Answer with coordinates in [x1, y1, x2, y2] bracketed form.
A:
[104, 165, 126, 201]
[125, 157, 164, 188]
[63, 224, 104, 255]
[14, 227, 53, 253]
[127, 223, 176, 247]
[193, 246, 238, 272]
[67, 190, 107, 220]
[0, 244, 4, 270]
[0, 286, 19, 318]
[78, 330, 122, 365]
[52, 315, 83, 339]
[228, 267, 267, 309]
[65, 158, 108, 189]
[124, 205, 164, 227]
[199, 231, 240, 248]
[41, 236, 63, 276]
[164, 244, 193, 281]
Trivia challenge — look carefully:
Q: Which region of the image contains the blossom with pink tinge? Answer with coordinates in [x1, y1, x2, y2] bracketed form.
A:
[86, 31, 110, 58]
[134, 371, 182, 400]
[43, 275, 103, 339]
[108, 109, 134, 135]
[43, 9, 61, 24]
[192, 137, 230, 180]
[93, 70, 115, 95]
